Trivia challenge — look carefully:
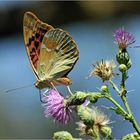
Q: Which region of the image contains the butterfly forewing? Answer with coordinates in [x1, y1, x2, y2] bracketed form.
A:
[23, 12, 54, 79]
[37, 29, 79, 81]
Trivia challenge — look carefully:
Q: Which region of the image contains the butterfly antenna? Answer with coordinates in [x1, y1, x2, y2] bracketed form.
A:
[67, 86, 73, 95]
[3, 84, 34, 93]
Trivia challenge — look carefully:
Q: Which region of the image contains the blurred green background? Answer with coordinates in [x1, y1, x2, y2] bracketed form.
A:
[1, 1, 140, 139]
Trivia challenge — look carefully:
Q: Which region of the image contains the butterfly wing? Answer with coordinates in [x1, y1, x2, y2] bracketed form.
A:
[37, 28, 79, 83]
[23, 12, 54, 79]
[23, 12, 79, 89]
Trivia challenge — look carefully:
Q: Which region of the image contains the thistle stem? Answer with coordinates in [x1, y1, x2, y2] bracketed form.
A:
[109, 80, 121, 96]
[109, 73, 140, 135]
[92, 126, 100, 140]
[120, 72, 130, 113]
[120, 71, 140, 135]
[121, 95, 131, 115]
[105, 95, 128, 118]
[89, 93, 129, 121]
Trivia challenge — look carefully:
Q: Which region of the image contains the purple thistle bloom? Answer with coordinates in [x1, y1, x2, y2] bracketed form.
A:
[113, 27, 135, 49]
[42, 89, 71, 124]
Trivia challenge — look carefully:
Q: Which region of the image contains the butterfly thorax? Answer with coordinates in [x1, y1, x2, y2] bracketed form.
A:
[35, 79, 52, 89]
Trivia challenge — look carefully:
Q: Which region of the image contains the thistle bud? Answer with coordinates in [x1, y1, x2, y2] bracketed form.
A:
[101, 85, 109, 93]
[126, 59, 132, 69]
[119, 64, 128, 73]
[66, 92, 87, 106]
[53, 131, 73, 140]
[116, 49, 132, 69]
[122, 132, 140, 140]
[77, 105, 94, 126]
[89, 93, 103, 103]
[100, 126, 112, 138]
[89, 95, 98, 103]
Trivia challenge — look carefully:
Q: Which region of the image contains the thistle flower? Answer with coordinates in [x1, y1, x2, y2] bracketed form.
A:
[92, 107, 110, 128]
[42, 89, 72, 124]
[76, 121, 93, 136]
[77, 106, 111, 138]
[113, 27, 135, 49]
[90, 60, 116, 82]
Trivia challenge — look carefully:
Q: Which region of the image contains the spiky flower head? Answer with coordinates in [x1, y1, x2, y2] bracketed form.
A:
[113, 27, 135, 49]
[92, 107, 110, 128]
[90, 60, 116, 82]
[76, 121, 93, 136]
[42, 89, 72, 124]
[77, 106, 111, 138]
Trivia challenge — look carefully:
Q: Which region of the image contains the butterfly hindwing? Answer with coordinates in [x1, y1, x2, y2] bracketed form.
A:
[37, 29, 79, 82]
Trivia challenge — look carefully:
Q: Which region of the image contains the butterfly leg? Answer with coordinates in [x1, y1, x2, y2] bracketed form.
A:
[50, 82, 59, 92]
[39, 89, 47, 103]
[67, 86, 73, 95]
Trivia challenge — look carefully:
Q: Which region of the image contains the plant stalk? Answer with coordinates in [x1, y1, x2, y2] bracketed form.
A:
[120, 71, 140, 135]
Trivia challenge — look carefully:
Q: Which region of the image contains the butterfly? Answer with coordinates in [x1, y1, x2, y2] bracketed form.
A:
[23, 12, 79, 90]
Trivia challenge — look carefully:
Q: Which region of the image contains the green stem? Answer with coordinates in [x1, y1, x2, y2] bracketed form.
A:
[130, 116, 140, 135]
[120, 72, 127, 96]
[109, 80, 121, 96]
[110, 79, 133, 116]
[92, 126, 100, 140]
[89, 93, 129, 120]
[110, 78, 133, 115]
[120, 71, 140, 135]
[105, 94, 140, 135]
[120, 72, 129, 112]
[105, 95, 128, 118]
[89, 91, 140, 135]
[121, 95, 131, 115]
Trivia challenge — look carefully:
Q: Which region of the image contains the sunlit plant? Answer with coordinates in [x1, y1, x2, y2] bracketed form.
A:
[40, 27, 140, 140]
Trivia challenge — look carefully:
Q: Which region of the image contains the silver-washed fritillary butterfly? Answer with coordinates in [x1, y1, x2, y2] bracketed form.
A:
[23, 12, 79, 89]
